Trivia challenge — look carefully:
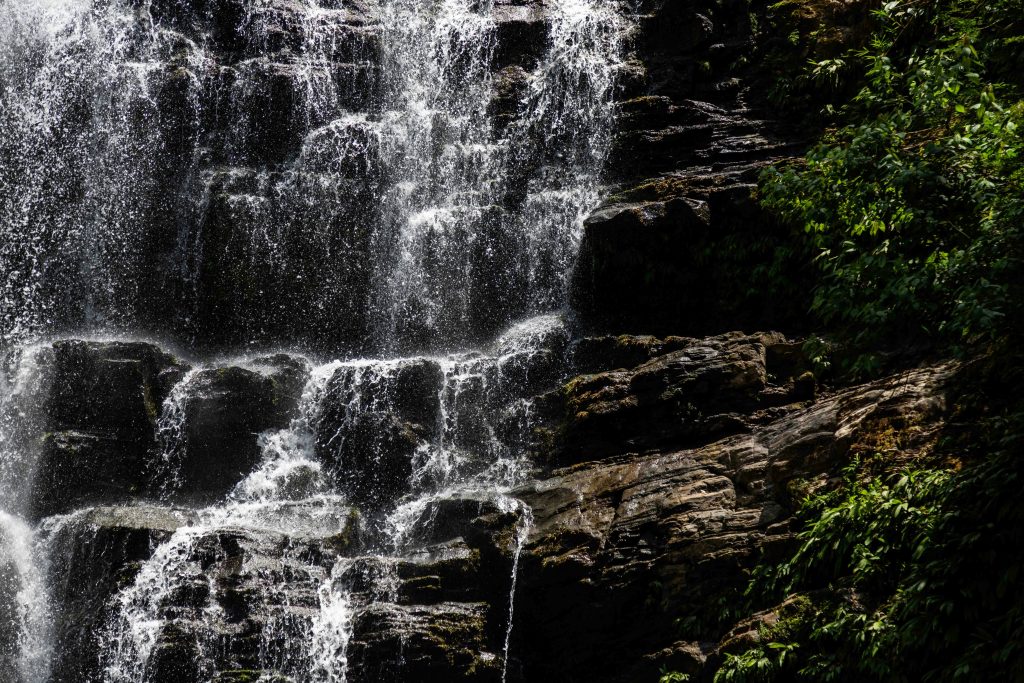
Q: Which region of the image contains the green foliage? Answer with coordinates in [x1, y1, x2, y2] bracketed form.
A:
[716, 407, 1024, 682]
[750, 464, 950, 600]
[658, 670, 691, 683]
[659, 5, 1024, 681]
[760, 0, 1024, 376]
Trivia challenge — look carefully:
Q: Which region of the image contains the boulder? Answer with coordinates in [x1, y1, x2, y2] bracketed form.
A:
[346, 602, 502, 683]
[540, 333, 783, 465]
[315, 359, 443, 508]
[46, 506, 196, 683]
[569, 333, 698, 375]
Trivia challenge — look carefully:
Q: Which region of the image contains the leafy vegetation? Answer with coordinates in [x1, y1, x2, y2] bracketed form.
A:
[657, 2, 1024, 680]
[760, 0, 1024, 377]
[709, 372, 1024, 682]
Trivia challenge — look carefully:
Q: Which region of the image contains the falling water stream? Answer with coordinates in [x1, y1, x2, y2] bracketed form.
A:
[0, 0, 627, 680]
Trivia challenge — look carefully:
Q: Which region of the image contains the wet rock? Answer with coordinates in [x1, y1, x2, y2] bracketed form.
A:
[145, 622, 205, 683]
[50, 503, 358, 683]
[31, 342, 190, 519]
[188, 160, 378, 353]
[395, 541, 483, 605]
[346, 602, 502, 683]
[315, 360, 444, 508]
[172, 358, 310, 503]
[44, 340, 188, 438]
[46, 506, 196, 683]
[489, 320, 571, 400]
[491, 0, 548, 68]
[489, 66, 529, 131]
[212, 671, 291, 683]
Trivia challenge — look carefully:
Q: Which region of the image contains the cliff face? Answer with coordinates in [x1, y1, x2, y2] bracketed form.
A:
[6, 334, 952, 682]
[0, 1, 951, 683]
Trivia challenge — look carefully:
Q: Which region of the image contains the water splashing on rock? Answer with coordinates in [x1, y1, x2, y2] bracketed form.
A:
[0, 0, 629, 679]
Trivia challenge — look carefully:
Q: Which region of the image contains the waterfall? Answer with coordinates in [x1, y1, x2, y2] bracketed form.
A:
[1, 0, 623, 353]
[0, 511, 52, 683]
[500, 498, 533, 683]
[370, 0, 623, 352]
[0, 0, 628, 679]
[150, 368, 203, 498]
[0, 347, 53, 683]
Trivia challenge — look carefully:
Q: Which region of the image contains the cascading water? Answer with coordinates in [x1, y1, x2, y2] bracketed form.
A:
[370, 0, 623, 352]
[0, 511, 52, 683]
[0, 348, 53, 683]
[0, 0, 628, 679]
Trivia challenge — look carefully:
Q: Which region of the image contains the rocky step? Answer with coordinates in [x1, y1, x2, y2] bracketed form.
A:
[512, 361, 953, 682]
[25, 342, 311, 518]
[536, 331, 814, 465]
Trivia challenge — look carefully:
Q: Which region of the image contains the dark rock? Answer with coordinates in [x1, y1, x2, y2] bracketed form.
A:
[541, 333, 777, 465]
[346, 602, 502, 683]
[46, 506, 195, 683]
[45, 340, 187, 438]
[489, 66, 529, 131]
[46, 500, 362, 683]
[569, 333, 697, 374]
[171, 358, 310, 503]
[145, 622, 204, 683]
[189, 165, 375, 354]
[31, 341, 190, 519]
[315, 359, 443, 507]
[570, 181, 813, 338]
[491, 0, 548, 69]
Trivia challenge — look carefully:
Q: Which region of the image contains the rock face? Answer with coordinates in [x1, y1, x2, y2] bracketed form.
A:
[570, 0, 817, 337]
[43, 496, 524, 683]
[45, 506, 196, 683]
[23, 343, 312, 516]
[171, 356, 311, 503]
[315, 359, 444, 508]
[514, 356, 951, 682]
[544, 332, 784, 463]
[30, 342, 189, 519]
[23, 332, 954, 683]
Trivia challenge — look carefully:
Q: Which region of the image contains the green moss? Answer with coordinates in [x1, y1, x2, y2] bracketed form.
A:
[213, 671, 289, 683]
[142, 380, 159, 423]
[757, 595, 815, 643]
[323, 507, 362, 554]
[606, 176, 690, 204]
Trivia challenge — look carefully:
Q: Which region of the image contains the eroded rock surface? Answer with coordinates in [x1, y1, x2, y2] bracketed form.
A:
[514, 354, 951, 682]
[16, 330, 955, 683]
